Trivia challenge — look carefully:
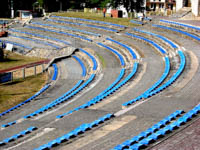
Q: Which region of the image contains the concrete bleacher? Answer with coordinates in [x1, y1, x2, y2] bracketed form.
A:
[1, 14, 200, 150]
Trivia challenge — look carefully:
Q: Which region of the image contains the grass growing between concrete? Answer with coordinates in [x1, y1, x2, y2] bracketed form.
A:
[0, 73, 47, 113]
[96, 53, 106, 68]
[53, 12, 138, 27]
[0, 51, 44, 70]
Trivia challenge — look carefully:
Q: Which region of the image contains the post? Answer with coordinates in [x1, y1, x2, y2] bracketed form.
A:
[34, 66, 37, 76]
[11, 0, 14, 18]
[23, 68, 25, 79]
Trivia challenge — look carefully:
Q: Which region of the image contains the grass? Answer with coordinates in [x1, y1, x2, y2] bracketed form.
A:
[0, 51, 45, 70]
[96, 53, 106, 68]
[52, 12, 138, 27]
[0, 73, 47, 113]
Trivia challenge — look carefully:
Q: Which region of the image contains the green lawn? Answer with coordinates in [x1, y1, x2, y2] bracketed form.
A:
[0, 51, 45, 70]
[0, 73, 47, 113]
[52, 12, 138, 27]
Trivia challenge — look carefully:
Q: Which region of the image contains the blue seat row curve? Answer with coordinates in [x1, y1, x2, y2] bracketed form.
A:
[0, 126, 37, 146]
[0, 39, 32, 50]
[72, 55, 87, 77]
[148, 50, 185, 97]
[123, 56, 170, 106]
[111, 110, 184, 150]
[47, 18, 118, 33]
[52, 63, 58, 80]
[32, 21, 101, 37]
[9, 28, 70, 46]
[34, 114, 114, 150]
[25, 25, 93, 42]
[57, 62, 138, 119]
[79, 48, 98, 71]
[152, 24, 200, 42]
[125, 32, 167, 55]
[23, 74, 95, 119]
[160, 19, 200, 32]
[113, 104, 200, 150]
[106, 38, 137, 60]
[0, 84, 50, 117]
[132, 28, 178, 49]
[130, 20, 144, 25]
[9, 34, 61, 49]
[97, 42, 125, 66]
[51, 15, 126, 28]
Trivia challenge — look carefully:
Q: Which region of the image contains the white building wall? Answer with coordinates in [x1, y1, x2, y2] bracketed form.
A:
[192, 0, 200, 16]
[176, 0, 184, 11]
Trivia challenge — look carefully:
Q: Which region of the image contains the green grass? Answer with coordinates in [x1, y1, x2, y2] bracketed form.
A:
[0, 73, 47, 113]
[52, 12, 138, 27]
[0, 51, 45, 70]
[96, 53, 106, 68]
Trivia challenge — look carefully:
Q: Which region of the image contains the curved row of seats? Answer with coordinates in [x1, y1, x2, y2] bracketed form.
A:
[52, 63, 58, 80]
[9, 28, 70, 46]
[148, 50, 185, 97]
[32, 21, 101, 37]
[113, 104, 200, 150]
[0, 84, 50, 118]
[125, 32, 167, 55]
[123, 56, 170, 106]
[9, 34, 61, 49]
[72, 56, 87, 77]
[79, 48, 98, 71]
[25, 25, 93, 42]
[57, 62, 138, 119]
[130, 20, 144, 25]
[152, 24, 200, 42]
[0, 39, 32, 50]
[160, 19, 200, 32]
[112, 110, 184, 150]
[97, 43, 125, 66]
[35, 114, 114, 150]
[106, 38, 137, 60]
[0, 126, 37, 146]
[51, 15, 126, 28]
[47, 18, 118, 33]
[132, 28, 178, 49]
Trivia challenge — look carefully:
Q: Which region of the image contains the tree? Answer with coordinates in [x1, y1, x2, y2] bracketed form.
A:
[110, 0, 145, 12]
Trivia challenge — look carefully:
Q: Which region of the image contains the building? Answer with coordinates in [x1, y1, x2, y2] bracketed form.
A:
[146, 0, 176, 12]
[176, 0, 200, 16]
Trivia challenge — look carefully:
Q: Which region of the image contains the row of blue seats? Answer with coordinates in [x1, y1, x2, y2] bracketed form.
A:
[0, 39, 32, 50]
[57, 62, 138, 119]
[114, 104, 200, 150]
[33, 21, 101, 37]
[72, 55, 86, 77]
[35, 114, 114, 150]
[125, 32, 167, 55]
[112, 110, 184, 150]
[9, 28, 70, 46]
[0, 84, 50, 118]
[9, 34, 60, 49]
[47, 18, 118, 33]
[160, 19, 200, 32]
[0, 126, 37, 146]
[79, 48, 98, 71]
[152, 24, 200, 42]
[148, 50, 185, 97]
[130, 20, 144, 25]
[25, 25, 93, 42]
[123, 56, 170, 106]
[132, 28, 178, 49]
[23, 75, 95, 119]
[97, 43, 125, 66]
[52, 64, 58, 80]
[106, 38, 137, 60]
[51, 15, 126, 28]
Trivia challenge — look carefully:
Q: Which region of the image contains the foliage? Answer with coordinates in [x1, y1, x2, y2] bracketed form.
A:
[0, 48, 4, 61]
